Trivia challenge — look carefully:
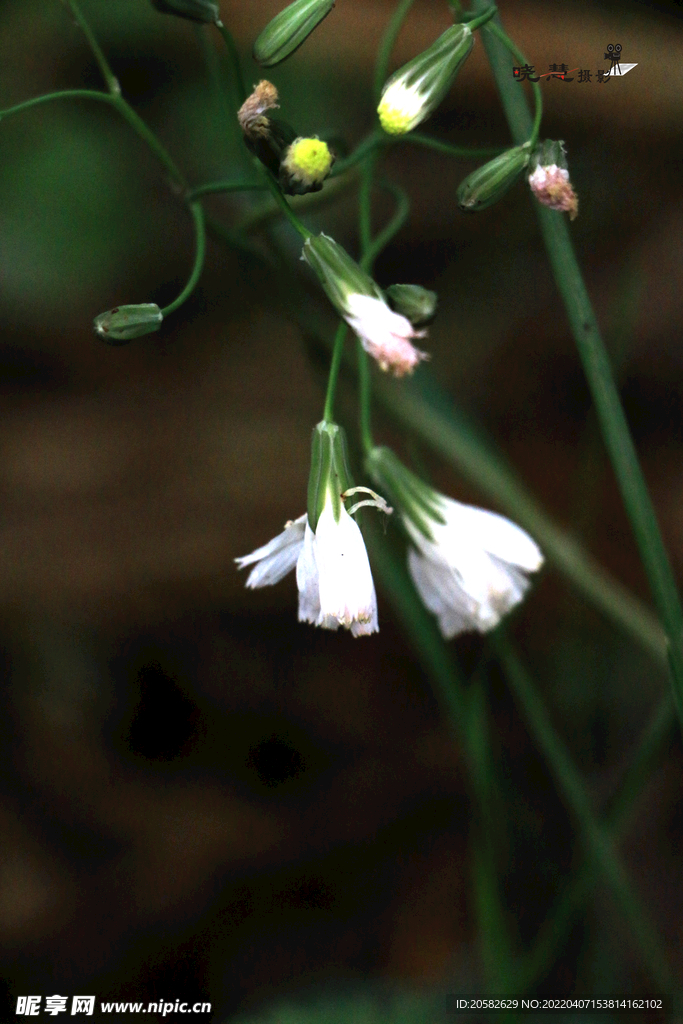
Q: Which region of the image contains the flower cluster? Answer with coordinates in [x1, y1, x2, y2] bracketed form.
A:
[236, 3, 545, 640]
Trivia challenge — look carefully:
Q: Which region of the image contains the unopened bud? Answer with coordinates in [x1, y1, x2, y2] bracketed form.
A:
[385, 284, 437, 326]
[253, 0, 335, 67]
[528, 140, 578, 220]
[378, 24, 473, 135]
[279, 137, 334, 195]
[150, 0, 220, 23]
[93, 303, 163, 344]
[457, 143, 531, 212]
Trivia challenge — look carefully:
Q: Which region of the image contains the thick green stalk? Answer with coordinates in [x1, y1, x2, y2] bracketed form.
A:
[471, 3, 683, 729]
[493, 633, 676, 993]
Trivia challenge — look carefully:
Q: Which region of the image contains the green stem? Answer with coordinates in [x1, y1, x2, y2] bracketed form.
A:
[405, 133, 505, 159]
[261, 169, 312, 240]
[361, 179, 409, 271]
[465, 5, 498, 32]
[322, 322, 348, 423]
[214, 19, 247, 105]
[186, 179, 266, 200]
[0, 89, 114, 122]
[357, 335, 373, 455]
[63, 0, 121, 96]
[483, 19, 542, 146]
[373, 0, 419, 102]
[112, 95, 188, 188]
[519, 688, 676, 990]
[160, 201, 206, 316]
[331, 130, 389, 176]
[473, 1, 683, 729]
[493, 633, 676, 994]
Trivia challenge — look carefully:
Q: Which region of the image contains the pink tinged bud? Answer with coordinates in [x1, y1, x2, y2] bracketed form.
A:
[344, 294, 429, 378]
[528, 164, 578, 220]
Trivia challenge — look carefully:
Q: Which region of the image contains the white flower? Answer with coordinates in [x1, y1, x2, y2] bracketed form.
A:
[403, 495, 544, 638]
[344, 293, 429, 378]
[235, 504, 378, 637]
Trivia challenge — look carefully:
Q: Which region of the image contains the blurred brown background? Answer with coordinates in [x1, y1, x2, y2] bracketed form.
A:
[0, 0, 682, 1019]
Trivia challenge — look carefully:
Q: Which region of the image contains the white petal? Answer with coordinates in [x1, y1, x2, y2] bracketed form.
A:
[431, 497, 543, 572]
[296, 519, 324, 625]
[407, 547, 478, 638]
[235, 514, 306, 588]
[314, 501, 378, 633]
[344, 293, 428, 378]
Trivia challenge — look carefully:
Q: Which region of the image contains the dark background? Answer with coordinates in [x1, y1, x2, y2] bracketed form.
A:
[0, 1, 682, 1020]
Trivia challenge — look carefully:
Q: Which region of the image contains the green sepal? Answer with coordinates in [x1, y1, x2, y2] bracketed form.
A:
[385, 284, 438, 326]
[150, 0, 220, 23]
[530, 138, 568, 173]
[253, 0, 336, 67]
[365, 446, 445, 542]
[302, 233, 380, 314]
[93, 303, 163, 344]
[456, 143, 531, 212]
[307, 421, 353, 532]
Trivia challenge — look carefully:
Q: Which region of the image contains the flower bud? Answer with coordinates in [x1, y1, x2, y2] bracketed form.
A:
[302, 233, 380, 311]
[456, 143, 531, 212]
[385, 284, 438, 326]
[307, 420, 353, 532]
[253, 0, 335, 67]
[150, 0, 220, 23]
[279, 137, 334, 195]
[378, 24, 473, 136]
[93, 303, 163, 344]
[528, 140, 578, 220]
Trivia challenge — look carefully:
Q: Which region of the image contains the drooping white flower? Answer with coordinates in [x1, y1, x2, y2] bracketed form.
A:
[301, 234, 431, 377]
[404, 495, 543, 638]
[297, 500, 378, 636]
[366, 446, 543, 639]
[235, 504, 378, 637]
[344, 293, 429, 378]
[236, 421, 384, 637]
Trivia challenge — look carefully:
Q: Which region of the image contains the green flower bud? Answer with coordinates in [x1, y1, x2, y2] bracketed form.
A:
[253, 0, 335, 67]
[302, 233, 380, 312]
[307, 421, 353, 532]
[279, 136, 334, 195]
[456, 143, 531, 213]
[385, 284, 438, 326]
[150, 0, 220, 23]
[93, 303, 163, 344]
[377, 24, 473, 136]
